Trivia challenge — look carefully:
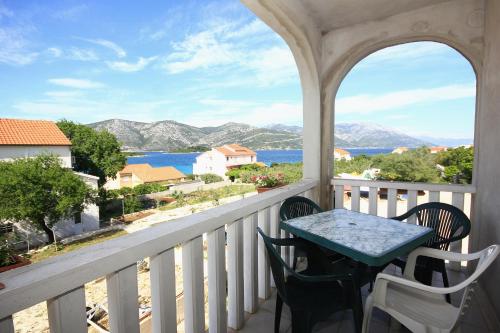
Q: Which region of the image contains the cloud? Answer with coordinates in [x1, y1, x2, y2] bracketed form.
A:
[52, 5, 88, 20]
[45, 91, 83, 98]
[46, 47, 62, 58]
[164, 30, 238, 73]
[335, 84, 476, 114]
[0, 26, 39, 65]
[162, 17, 297, 87]
[0, 3, 13, 19]
[359, 42, 452, 67]
[183, 99, 301, 127]
[48, 78, 105, 89]
[79, 38, 126, 58]
[68, 48, 99, 61]
[107, 56, 157, 72]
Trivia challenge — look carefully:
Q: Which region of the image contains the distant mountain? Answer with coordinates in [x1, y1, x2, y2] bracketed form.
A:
[87, 119, 430, 151]
[335, 123, 431, 148]
[88, 119, 302, 151]
[264, 124, 303, 134]
[416, 136, 473, 147]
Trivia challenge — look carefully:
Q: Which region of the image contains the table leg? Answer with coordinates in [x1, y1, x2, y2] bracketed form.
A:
[351, 262, 364, 333]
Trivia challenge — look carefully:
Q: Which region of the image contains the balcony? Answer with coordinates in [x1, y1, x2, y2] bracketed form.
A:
[1, 179, 499, 332]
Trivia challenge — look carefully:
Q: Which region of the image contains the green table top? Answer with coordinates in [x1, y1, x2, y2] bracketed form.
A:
[280, 209, 434, 266]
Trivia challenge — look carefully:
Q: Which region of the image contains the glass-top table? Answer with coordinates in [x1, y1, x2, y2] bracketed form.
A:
[280, 208, 434, 266]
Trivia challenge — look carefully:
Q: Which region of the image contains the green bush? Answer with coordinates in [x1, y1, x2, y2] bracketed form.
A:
[200, 173, 224, 184]
[123, 195, 142, 214]
[132, 183, 165, 195]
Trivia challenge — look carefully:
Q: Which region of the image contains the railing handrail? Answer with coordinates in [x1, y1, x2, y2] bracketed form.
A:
[331, 178, 476, 193]
[0, 179, 318, 319]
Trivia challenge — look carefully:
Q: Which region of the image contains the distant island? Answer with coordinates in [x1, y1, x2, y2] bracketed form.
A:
[87, 119, 472, 152]
[170, 146, 210, 153]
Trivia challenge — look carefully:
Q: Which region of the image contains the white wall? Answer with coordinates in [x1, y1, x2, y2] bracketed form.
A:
[193, 150, 230, 178]
[474, 0, 500, 317]
[0, 145, 72, 168]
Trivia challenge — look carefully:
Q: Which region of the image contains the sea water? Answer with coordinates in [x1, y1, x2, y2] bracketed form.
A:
[127, 148, 394, 175]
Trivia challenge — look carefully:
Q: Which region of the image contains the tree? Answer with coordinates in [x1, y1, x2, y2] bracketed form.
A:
[200, 173, 224, 184]
[435, 147, 474, 184]
[372, 147, 440, 183]
[57, 120, 126, 186]
[0, 155, 95, 243]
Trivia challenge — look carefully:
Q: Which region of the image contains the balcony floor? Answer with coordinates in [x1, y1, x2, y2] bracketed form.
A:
[231, 265, 500, 333]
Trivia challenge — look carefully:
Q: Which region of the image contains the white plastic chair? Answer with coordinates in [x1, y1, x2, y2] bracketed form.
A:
[362, 244, 499, 333]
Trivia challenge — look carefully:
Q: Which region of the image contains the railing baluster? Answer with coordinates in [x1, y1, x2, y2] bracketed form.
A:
[334, 185, 344, 208]
[243, 214, 258, 313]
[208, 227, 227, 333]
[429, 191, 440, 203]
[182, 236, 205, 333]
[106, 264, 140, 333]
[0, 316, 14, 333]
[451, 192, 465, 270]
[407, 190, 418, 224]
[47, 286, 87, 333]
[227, 219, 244, 329]
[369, 187, 378, 216]
[351, 186, 361, 212]
[150, 249, 177, 333]
[387, 188, 398, 218]
[258, 208, 271, 299]
[269, 203, 280, 288]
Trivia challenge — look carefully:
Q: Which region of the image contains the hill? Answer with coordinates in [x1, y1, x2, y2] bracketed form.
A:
[87, 119, 430, 151]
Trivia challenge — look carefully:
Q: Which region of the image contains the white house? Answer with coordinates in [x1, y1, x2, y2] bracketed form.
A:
[334, 148, 351, 160]
[0, 118, 73, 167]
[193, 144, 257, 178]
[0, 118, 99, 245]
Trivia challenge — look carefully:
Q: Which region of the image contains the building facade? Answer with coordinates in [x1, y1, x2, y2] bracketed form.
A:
[0, 118, 99, 245]
[105, 163, 186, 189]
[193, 144, 257, 178]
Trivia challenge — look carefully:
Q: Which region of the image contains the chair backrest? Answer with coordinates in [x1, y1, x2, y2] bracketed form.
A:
[280, 196, 323, 221]
[393, 202, 471, 250]
[256, 227, 290, 303]
[456, 245, 499, 326]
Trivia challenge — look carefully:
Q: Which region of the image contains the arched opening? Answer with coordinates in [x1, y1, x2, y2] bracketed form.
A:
[333, 41, 477, 215]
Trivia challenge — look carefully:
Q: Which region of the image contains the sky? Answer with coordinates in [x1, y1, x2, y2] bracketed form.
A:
[0, 0, 476, 139]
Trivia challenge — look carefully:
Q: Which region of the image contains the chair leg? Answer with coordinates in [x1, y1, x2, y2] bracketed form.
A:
[275, 294, 283, 333]
[291, 310, 311, 333]
[362, 295, 374, 333]
[442, 266, 451, 304]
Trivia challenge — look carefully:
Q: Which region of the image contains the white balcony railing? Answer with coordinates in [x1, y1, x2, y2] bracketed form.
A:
[332, 178, 476, 270]
[0, 179, 318, 333]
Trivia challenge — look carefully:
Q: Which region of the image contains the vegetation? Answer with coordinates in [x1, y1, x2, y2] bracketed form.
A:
[170, 145, 210, 153]
[0, 155, 95, 243]
[29, 230, 127, 263]
[333, 146, 473, 184]
[250, 174, 285, 188]
[239, 162, 303, 185]
[200, 173, 224, 184]
[436, 146, 474, 184]
[225, 163, 265, 180]
[159, 185, 256, 211]
[0, 234, 16, 267]
[57, 120, 126, 186]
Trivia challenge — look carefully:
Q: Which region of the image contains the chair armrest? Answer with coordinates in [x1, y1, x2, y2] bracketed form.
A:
[404, 247, 481, 280]
[375, 273, 457, 296]
[288, 269, 353, 283]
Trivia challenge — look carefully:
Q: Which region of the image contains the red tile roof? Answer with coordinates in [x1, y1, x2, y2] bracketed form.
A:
[0, 119, 71, 146]
[120, 164, 186, 182]
[216, 144, 256, 156]
[334, 148, 351, 156]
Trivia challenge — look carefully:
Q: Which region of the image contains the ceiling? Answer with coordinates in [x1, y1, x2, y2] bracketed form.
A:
[300, 0, 453, 32]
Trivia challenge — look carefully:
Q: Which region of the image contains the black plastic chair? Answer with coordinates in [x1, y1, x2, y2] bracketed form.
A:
[257, 227, 363, 333]
[279, 196, 323, 221]
[280, 196, 343, 268]
[391, 202, 471, 303]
